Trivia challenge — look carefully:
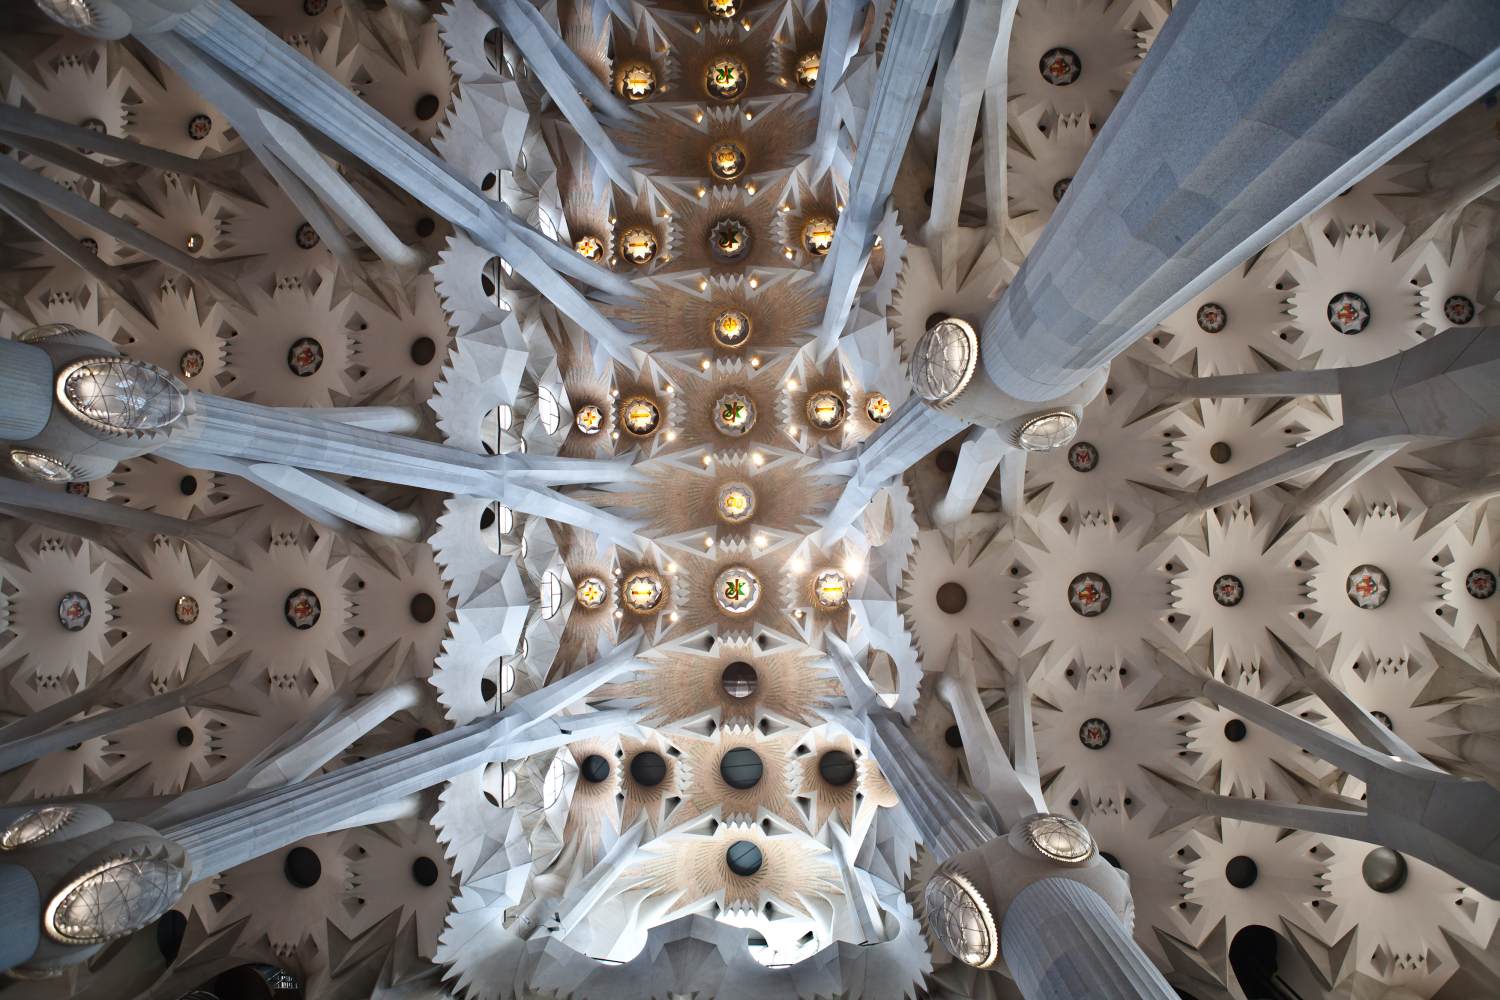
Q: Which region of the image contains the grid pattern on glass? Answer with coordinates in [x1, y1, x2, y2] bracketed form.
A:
[60, 359, 185, 433]
[922, 872, 998, 968]
[45, 854, 184, 944]
[910, 319, 977, 404]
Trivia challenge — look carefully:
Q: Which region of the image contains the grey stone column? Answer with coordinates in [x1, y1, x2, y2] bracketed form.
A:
[981, 0, 1500, 402]
[1001, 877, 1175, 1000]
[0, 336, 59, 441]
[0, 864, 41, 974]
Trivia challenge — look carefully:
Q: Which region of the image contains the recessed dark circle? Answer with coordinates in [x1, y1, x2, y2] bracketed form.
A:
[629, 751, 667, 786]
[818, 749, 857, 786]
[410, 336, 437, 365]
[415, 216, 436, 238]
[1209, 442, 1233, 465]
[1225, 855, 1258, 889]
[1223, 718, 1247, 742]
[720, 747, 764, 789]
[721, 661, 758, 699]
[944, 724, 963, 748]
[935, 449, 958, 475]
[480, 677, 498, 702]
[413, 727, 433, 742]
[284, 846, 322, 889]
[1361, 847, 1407, 893]
[726, 840, 764, 876]
[414, 93, 441, 121]
[580, 754, 612, 783]
[175, 726, 195, 747]
[155, 908, 187, 962]
[214, 964, 303, 1000]
[179, 475, 198, 496]
[409, 593, 437, 623]
[411, 856, 440, 887]
[936, 582, 968, 615]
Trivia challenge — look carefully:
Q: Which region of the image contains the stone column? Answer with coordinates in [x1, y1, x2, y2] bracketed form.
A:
[1001, 877, 1175, 1000]
[980, 0, 1500, 402]
[0, 337, 55, 441]
[0, 865, 40, 974]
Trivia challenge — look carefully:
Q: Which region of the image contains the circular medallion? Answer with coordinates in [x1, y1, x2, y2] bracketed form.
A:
[1372, 709, 1394, 730]
[186, 114, 213, 141]
[0, 806, 76, 851]
[66, 481, 89, 496]
[1039, 47, 1082, 86]
[720, 746, 764, 788]
[58, 592, 91, 631]
[707, 141, 747, 181]
[712, 309, 752, 349]
[294, 222, 320, 250]
[806, 390, 846, 429]
[715, 566, 761, 614]
[709, 218, 752, 260]
[1209, 441, 1233, 464]
[717, 482, 756, 523]
[173, 595, 200, 625]
[865, 393, 892, 423]
[10, 448, 76, 483]
[629, 751, 666, 785]
[1346, 564, 1390, 609]
[304, 0, 328, 14]
[1212, 574, 1245, 607]
[620, 397, 661, 436]
[923, 871, 999, 969]
[178, 349, 204, 380]
[1196, 302, 1228, 333]
[1052, 177, 1072, 203]
[184, 233, 204, 254]
[622, 572, 665, 613]
[287, 338, 324, 377]
[1067, 440, 1099, 472]
[59, 357, 186, 433]
[801, 216, 836, 256]
[79, 237, 98, 255]
[1018, 410, 1079, 451]
[1444, 294, 1475, 326]
[713, 392, 756, 436]
[1327, 292, 1371, 335]
[706, 56, 749, 100]
[910, 317, 978, 406]
[44, 853, 186, 945]
[1466, 567, 1496, 599]
[616, 63, 657, 101]
[726, 840, 763, 876]
[1022, 813, 1095, 863]
[1078, 717, 1111, 750]
[284, 588, 322, 630]
[575, 576, 609, 610]
[574, 404, 604, 435]
[579, 754, 611, 783]
[795, 51, 820, 87]
[619, 226, 658, 265]
[1067, 572, 1111, 617]
[1362, 847, 1407, 893]
[574, 235, 603, 261]
[812, 569, 849, 610]
[721, 661, 757, 698]
[706, 0, 737, 17]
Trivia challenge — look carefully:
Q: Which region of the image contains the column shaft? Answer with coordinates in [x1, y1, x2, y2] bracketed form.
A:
[0, 338, 55, 441]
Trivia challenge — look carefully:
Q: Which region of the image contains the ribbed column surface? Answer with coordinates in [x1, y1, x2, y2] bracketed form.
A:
[1001, 877, 1176, 1000]
[0, 337, 56, 441]
[0, 863, 41, 973]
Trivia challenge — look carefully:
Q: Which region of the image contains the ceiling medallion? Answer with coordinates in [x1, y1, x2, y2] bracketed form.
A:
[725, 840, 763, 876]
[178, 349, 205, 380]
[717, 482, 756, 523]
[58, 592, 92, 631]
[811, 569, 850, 609]
[709, 218, 752, 261]
[66, 482, 89, 496]
[287, 338, 324, 377]
[1346, 564, 1390, 609]
[713, 309, 752, 348]
[184, 233, 204, 254]
[1372, 710, 1394, 730]
[174, 595, 200, 625]
[706, 56, 749, 100]
[0, 806, 76, 851]
[715, 566, 761, 614]
[910, 317, 979, 406]
[1196, 302, 1228, 333]
[1327, 291, 1371, 335]
[1444, 294, 1476, 325]
[295, 222, 320, 250]
[43, 850, 186, 945]
[622, 572, 665, 613]
[795, 52, 820, 87]
[1067, 440, 1099, 472]
[1078, 717, 1111, 750]
[186, 113, 213, 141]
[1213, 574, 1245, 607]
[1022, 813, 1095, 864]
[806, 390, 846, 429]
[705, 0, 737, 18]
[616, 63, 657, 101]
[574, 403, 604, 435]
[619, 226, 658, 265]
[713, 392, 756, 436]
[801, 216, 836, 256]
[1039, 47, 1082, 86]
[620, 397, 661, 436]
[864, 393, 892, 422]
[574, 235, 604, 261]
[575, 576, 609, 610]
[1017, 411, 1079, 451]
[1465, 567, 1496, 600]
[285, 588, 322, 630]
[1067, 572, 1111, 617]
[10, 448, 77, 483]
[58, 357, 186, 434]
[721, 661, 757, 698]
[922, 871, 999, 969]
[707, 141, 747, 181]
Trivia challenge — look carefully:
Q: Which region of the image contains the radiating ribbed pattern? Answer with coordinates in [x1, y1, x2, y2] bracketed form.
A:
[0, 338, 56, 441]
[0, 863, 41, 971]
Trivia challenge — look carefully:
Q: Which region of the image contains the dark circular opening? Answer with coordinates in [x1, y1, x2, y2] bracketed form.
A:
[480, 677, 498, 702]
[936, 582, 968, 614]
[1361, 847, 1407, 893]
[411, 856, 440, 887]
[179, 475, 199, 496]
[581, 754, 612, 783]
[1223, 718, 1247, 742]
[1210, 442, 1233, 465]
[214, 964, 304, 1000]
[629, 750, 667, 786]
[720, 747, 764, 789]
[726, 840, 763, 876]
[175, 726, 195, 747]
[413, 727, 433, 742]
[944, 725, 963, 748]
[284, 846, 322, 889]
[409, 593, 437, 623]
[410, 336, 437, 365]
[935, 449, 958, 475]
[480, 172, 497, 192]
[479, 506, 496, 530]
[415, 216, 436, 238]
[818, 749, 856, 786]
[414, 94, 441, 120]
[156, 909, 187, 962]
[1225, 855, 1258, 889]
[721, 661, 758, 699]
